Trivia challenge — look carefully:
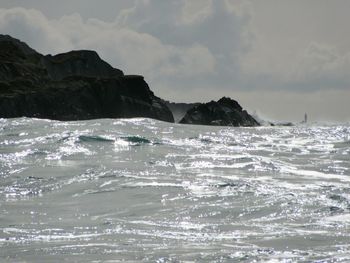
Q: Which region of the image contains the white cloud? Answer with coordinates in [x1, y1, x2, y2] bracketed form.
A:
[0, 7, 73, 53]
[0, 5, 218, 80]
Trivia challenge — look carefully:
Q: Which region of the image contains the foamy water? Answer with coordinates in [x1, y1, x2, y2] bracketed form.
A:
[0, 117, 349, 262]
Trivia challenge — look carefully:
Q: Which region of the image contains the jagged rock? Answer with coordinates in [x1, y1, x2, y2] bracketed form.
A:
[0, 34, 174, 122]
[179, 97, 259, 127]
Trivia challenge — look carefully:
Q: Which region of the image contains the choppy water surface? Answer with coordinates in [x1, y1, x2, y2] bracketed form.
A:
[0, 117, 350, 262]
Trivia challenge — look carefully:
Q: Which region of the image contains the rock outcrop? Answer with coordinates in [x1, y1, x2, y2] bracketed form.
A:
[179, 97, 259, 127]
[0, 34, 174, 122]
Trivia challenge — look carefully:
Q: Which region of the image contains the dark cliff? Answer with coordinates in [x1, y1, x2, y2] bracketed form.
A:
[0, 35, 174, 122]
[179, 97, 259, 127]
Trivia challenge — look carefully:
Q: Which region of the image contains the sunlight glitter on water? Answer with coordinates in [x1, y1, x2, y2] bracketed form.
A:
[0, 118, 350, 262]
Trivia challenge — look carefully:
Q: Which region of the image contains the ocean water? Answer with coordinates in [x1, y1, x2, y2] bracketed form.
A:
[0, 117, 350, 262]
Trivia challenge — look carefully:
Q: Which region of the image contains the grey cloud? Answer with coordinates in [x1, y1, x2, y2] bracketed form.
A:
[115, 0, 255, 99]
[119, 0, 252, 63]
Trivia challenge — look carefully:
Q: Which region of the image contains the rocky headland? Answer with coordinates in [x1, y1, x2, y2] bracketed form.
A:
[0, 34, 259, 126]
[0, 34, 173, 122]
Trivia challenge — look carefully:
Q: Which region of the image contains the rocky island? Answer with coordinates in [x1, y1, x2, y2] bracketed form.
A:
[179, 97, 259, 126]
[0, 34, 259, 126]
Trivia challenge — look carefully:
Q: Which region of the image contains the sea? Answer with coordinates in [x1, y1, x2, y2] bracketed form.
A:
[0, 117, 349, 262]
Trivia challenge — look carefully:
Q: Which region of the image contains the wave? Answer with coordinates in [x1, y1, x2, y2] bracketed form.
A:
[78, 135, 114, 143]
[120, 136, 151, 145]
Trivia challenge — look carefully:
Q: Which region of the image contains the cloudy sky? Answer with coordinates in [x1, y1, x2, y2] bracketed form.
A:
[1, 0, 349, 122]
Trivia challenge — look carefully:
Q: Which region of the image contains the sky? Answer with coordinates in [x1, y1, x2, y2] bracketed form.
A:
[0, 0, 349, 122]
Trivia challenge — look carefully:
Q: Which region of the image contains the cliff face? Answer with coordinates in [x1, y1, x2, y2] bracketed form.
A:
[0, 35, 174, 122]
[179, 97, 259, 127]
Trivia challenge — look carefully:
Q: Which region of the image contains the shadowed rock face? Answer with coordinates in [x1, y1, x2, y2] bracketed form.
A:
[0, 34, 174, 122]
[179, 97, 259, 127]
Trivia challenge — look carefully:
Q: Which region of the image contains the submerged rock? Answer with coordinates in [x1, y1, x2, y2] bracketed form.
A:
[0, 34, 174, 122]
[179, 97, 259, 127]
